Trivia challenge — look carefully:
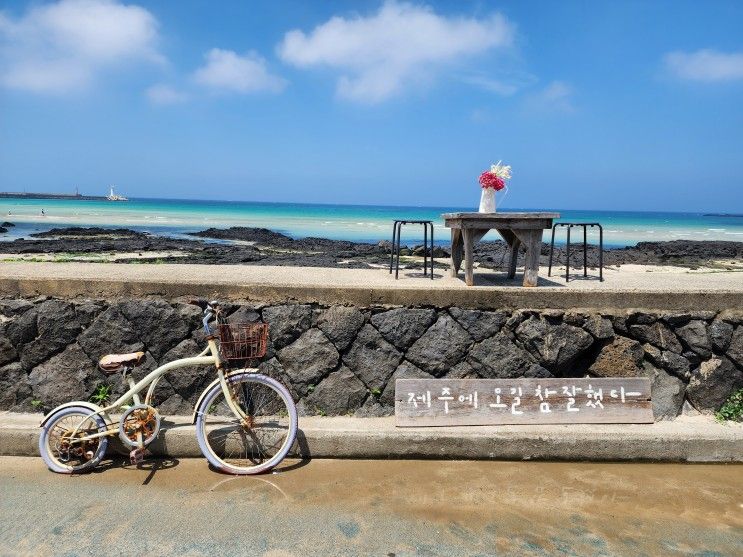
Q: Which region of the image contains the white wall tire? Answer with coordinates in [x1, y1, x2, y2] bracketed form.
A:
[195, 372, 297, 475]
[39, 406, 109, 474]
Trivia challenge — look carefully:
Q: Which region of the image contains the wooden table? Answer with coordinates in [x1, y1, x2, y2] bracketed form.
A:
[443, 212, 560, 287]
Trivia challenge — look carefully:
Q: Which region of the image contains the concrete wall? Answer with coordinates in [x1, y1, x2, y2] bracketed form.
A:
[1, 297, 742, 419]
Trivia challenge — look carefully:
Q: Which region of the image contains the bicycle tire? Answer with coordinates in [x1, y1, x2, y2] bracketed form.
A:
[195, 372, 297, 475]
[39, 405, 109, 474]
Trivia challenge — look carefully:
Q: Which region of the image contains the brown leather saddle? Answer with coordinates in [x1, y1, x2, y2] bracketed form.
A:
[98, 351, 145, 375]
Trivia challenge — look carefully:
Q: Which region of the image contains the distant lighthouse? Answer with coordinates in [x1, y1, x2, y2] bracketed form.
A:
[106, 186, 128, 201]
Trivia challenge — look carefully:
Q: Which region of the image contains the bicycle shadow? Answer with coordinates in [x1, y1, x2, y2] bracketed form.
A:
[92, 455, 181, 486]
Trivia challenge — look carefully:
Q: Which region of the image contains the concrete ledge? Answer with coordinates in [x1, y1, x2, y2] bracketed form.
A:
[4, 413, 741, 463]
[0, 270, 743, 312]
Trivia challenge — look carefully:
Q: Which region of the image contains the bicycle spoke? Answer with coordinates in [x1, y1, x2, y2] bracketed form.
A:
[199, 374, 295, 473]
[44, 411, 105, 471]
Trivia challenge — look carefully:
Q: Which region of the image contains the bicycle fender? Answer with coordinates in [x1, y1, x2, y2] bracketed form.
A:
[39, 401, 107, 427]
[191, 368, 258, 424]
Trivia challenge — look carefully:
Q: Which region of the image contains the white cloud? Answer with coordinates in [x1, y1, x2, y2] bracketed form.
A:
[0, 0, 162, 93]
[525, 81, 575, 113]
[146, 83, 187, 105]
[463, 72, 537, 96]
[664, 49, 743, 82]
[277, 1, 514, 103]
[192, 48, 286, 94]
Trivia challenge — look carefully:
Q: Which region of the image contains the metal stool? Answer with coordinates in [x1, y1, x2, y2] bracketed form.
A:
[548, 222, 603, 282]
[389, 220, 434, 280]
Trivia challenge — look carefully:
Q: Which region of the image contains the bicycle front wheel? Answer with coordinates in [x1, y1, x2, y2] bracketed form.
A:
[195, 372, 297, 475]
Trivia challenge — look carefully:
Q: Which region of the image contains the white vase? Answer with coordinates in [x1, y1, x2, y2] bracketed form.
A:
[479, 188, 496, 213]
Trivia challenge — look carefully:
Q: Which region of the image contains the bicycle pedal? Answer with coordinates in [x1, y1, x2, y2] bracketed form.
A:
[129, 448, 146, 465]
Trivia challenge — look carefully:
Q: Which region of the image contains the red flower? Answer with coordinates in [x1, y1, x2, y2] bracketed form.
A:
[478, 171, 505, 191]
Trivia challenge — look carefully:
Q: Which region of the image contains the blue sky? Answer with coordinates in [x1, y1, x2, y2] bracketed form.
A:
[1, 0, 742, 212]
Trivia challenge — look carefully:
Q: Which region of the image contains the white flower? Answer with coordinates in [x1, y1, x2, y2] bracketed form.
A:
[490, 161, 512, 180]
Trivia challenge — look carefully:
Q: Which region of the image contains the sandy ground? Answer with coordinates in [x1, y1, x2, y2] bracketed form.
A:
[0, 260, 741, 292]
[0, 456, 741, 556]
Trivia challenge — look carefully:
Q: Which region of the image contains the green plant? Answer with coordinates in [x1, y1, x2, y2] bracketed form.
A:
[89, 384, 112, 406]
[30, 399, 43, 410]
[716, 389, 743, 423]
[306, 385, 315, 393]
[370, 387, 382, 398]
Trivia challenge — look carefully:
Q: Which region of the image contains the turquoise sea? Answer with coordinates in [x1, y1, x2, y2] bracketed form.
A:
[1, 197, 742, 247]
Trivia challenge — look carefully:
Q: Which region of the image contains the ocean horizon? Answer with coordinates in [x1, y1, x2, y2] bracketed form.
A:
[1, 196, 742, 248]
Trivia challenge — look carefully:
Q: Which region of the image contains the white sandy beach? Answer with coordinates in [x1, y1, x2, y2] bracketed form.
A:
[0, 260, 740, 292]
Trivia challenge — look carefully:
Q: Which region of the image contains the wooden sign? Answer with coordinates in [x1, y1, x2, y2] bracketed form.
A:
[395, 378, 653, 427]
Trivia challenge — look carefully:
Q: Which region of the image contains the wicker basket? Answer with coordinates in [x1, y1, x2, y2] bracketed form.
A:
[217, 323, 269, 361]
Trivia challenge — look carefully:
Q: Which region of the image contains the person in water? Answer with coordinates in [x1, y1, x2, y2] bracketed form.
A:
[41, 209, 45, 216]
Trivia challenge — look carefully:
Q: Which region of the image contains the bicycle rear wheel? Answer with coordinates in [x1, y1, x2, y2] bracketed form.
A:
[39, 406, 109, 474]
[195, 372, 297, 475]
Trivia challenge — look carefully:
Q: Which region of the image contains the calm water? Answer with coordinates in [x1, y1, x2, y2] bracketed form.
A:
[2, 197, 742, 247]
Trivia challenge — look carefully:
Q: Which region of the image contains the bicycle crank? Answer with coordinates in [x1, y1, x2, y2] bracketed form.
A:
[129, 447, 146, 465]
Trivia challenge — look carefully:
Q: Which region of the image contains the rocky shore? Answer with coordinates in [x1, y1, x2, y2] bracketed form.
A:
[0, 225, 742, 269]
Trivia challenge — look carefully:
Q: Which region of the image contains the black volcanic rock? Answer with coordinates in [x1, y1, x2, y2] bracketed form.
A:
[31, 227, 148, 238]
[188, 227, 292, 244]
[1, 224, 741, 269]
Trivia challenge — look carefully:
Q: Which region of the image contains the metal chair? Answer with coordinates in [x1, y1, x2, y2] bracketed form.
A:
[389, 220, 434, 280]
[548, 222, 603, 282]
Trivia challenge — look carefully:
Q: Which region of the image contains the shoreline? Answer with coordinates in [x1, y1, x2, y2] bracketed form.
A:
[0, 225, 742, 270]
[2, 198, 742, 246]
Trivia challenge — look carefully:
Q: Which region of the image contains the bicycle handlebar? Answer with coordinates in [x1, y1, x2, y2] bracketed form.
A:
[190, 299, 221, 334]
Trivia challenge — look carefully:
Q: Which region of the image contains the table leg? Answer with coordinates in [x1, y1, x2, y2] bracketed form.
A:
[507, 237, 521, 279]
[583, 224, 588, 277]
[566, 225, 571, 282]
[389, 220, 398, 274]
[429, 222, 434, 280]
[462, 228, 475, 286]
[599, 224, 604, 282]
[450, 228, 463, 278]
[514, 229, 543, 287]
[495, 228, 521, 279]
[423, 222, 428, 277]
[547, 224, 556, 277]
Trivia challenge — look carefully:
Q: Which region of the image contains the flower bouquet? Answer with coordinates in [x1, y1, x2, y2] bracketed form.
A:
[478, 161, 511, 213]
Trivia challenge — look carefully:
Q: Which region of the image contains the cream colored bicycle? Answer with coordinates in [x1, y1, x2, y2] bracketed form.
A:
[39, 300, 297, 475]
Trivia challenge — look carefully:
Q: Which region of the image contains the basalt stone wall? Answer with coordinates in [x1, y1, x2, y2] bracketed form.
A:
[1, 297, 742, 420]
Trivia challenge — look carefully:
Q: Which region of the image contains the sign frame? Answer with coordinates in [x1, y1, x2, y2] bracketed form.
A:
[395, 378, 653, 427]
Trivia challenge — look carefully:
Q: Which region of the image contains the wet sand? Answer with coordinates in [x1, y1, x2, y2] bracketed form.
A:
[1, 456, 741, 556]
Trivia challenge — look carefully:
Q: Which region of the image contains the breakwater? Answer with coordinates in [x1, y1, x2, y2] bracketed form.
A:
[1, 296, 740, 418]
[0, 192, 110, 201]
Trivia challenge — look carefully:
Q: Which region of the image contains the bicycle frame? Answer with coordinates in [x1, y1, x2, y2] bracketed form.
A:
[56, 336, 248, 444]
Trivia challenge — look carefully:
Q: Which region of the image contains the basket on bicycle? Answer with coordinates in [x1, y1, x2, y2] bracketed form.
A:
[217, 322, 269, 361]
